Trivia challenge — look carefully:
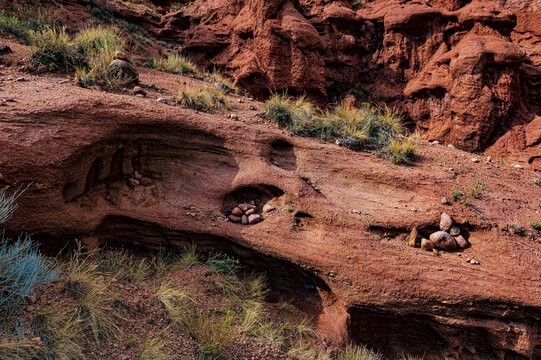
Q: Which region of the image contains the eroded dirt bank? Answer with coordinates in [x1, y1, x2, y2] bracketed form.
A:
[1, 69, 540, 358]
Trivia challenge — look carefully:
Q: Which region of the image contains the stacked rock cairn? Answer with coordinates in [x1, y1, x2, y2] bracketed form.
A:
[408, 213, 469, 251]
[228, 202, 262, 225]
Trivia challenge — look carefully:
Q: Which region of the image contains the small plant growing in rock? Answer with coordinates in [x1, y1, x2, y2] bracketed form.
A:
[351, 0, 365, 10]
[531, 221, 541, 231]
[451, 189, 462, 202]
[535, 176, 541, 186]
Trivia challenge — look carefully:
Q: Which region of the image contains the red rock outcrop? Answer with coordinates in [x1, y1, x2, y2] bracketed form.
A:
[1, 67, 540, 359]
[150, 0, 540, 166]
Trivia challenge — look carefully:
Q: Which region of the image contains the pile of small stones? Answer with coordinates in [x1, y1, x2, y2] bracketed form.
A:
[228, 202, 262, 225]
[407, 213, 469, 251]
[127, 171, 154, 188]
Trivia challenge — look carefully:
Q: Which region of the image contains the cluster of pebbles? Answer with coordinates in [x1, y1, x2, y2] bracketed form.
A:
[228, 202, 262, 225]
[127, 171, 154, 188]
[408, 213, 470, 251]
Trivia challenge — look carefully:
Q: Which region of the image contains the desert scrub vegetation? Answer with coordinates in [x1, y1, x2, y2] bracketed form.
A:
[0, 3, 63, 42]
[205, 69, 238, 93]
[176, 85, 231, 112]
[152, 53, 197, 75]
[265, 94, 416, 163]
[0, 186, 59, 317]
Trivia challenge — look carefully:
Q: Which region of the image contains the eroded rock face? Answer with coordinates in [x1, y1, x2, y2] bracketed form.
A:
[1, 79, 540, 359]
[149, 0, 540, 165]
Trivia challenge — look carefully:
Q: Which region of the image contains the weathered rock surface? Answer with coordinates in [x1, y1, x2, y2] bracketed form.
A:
[144, 0, 540, 167]
[1, 76, 540, 359]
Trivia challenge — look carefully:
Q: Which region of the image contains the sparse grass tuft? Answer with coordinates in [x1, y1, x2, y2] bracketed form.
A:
[62, 246, 122, 343]
[152, 54, 197, 75]
[535, 176, 541, 186]
[182, 309, 236, 360]
[97, 248, 154, 283]
[155, 281, 194, 322]
[33, 310, 86, 360]
[334, 344, 384, 360]
[136, 330, 170, 360]
[381, 138, 417, 165]
[28, 26, 85, 72]
[176, 86, 231, 112]
[206, 69, 237, 93]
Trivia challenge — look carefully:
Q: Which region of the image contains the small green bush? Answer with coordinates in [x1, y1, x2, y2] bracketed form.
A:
[531, 221, 541, 231]
[535, 176, 541, 186]
[265, 96, 412, 161]
[152, 54, 197, 75]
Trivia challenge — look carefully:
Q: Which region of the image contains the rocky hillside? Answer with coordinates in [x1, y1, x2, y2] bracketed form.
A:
[151, 0, 540, 168]
[1, 1, 540, 359]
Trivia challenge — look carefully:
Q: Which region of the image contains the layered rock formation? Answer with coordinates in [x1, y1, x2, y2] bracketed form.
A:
[1, 73, 540, 359]
[149, 0, 541, 167]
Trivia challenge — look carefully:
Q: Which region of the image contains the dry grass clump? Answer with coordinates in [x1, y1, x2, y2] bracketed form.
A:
[28, 26, 85, 72]
[97, 248, 154, 283]
[265, 95, 415, 163]
[176, 85, 231, 112]
[382, 138, 417, 165]
[152, 53, 197, 75]
[136, 330, 171, 360]
[206, 69, 237, 93]
[334, 344, 384, 360]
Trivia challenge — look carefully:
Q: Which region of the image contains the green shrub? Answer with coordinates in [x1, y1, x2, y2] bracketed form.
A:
[152, 54, 197, 75]
[176, 86, 231, 111]
[535, 176, 541, 186]
[29, 26, 85, 72]
[206, 252, 242, 277]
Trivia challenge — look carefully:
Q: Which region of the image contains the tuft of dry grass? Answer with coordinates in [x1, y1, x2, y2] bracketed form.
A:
[176, 85, 231, 112]
[152, 53, 197, 75]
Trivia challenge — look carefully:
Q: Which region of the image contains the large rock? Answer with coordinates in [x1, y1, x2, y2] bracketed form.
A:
[108, 59, 139, 85]
[440, 213, 453, 232]
[429, 231, 457, 251]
